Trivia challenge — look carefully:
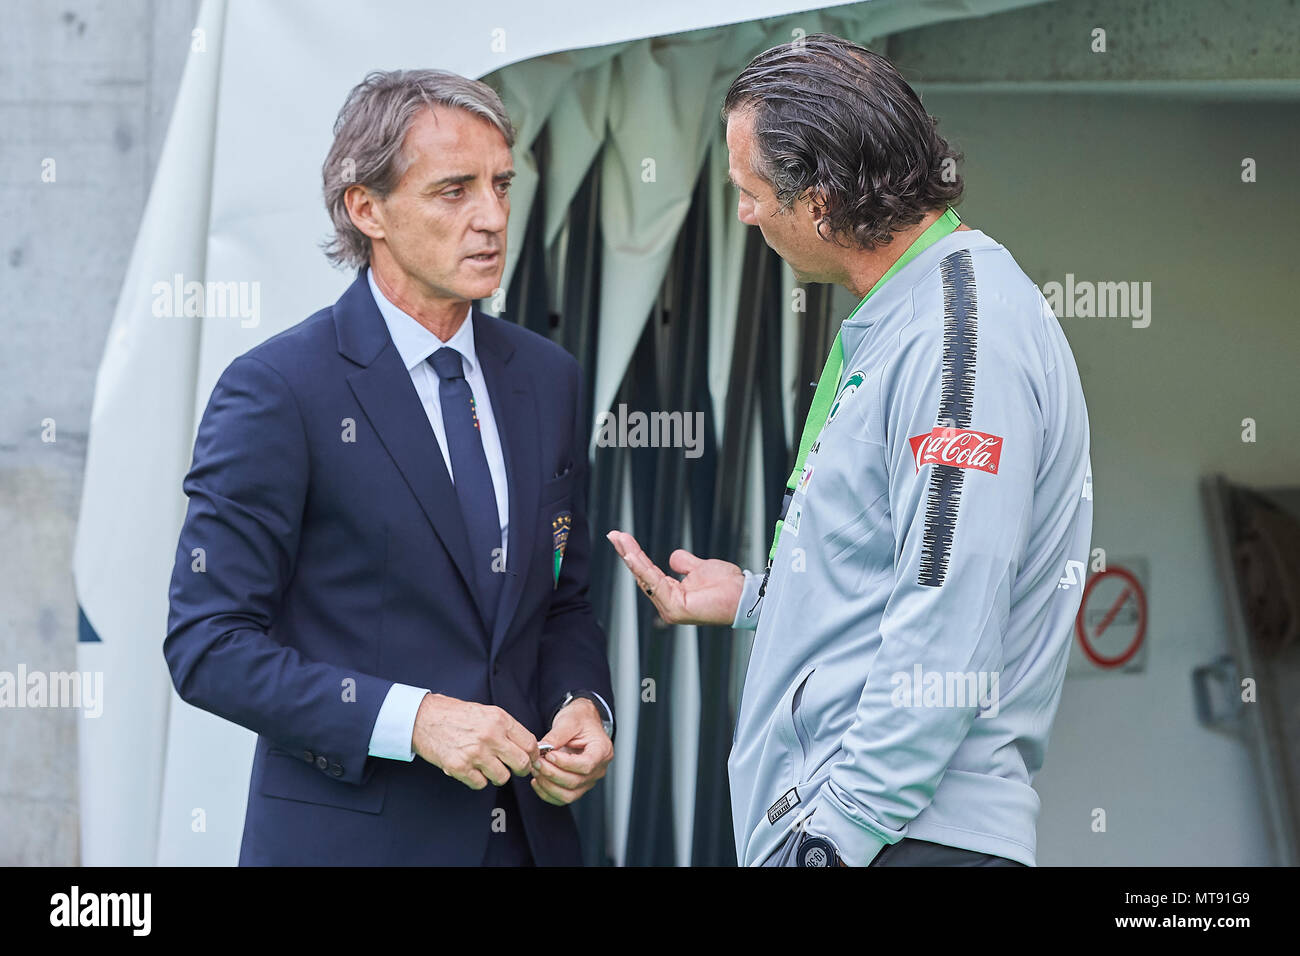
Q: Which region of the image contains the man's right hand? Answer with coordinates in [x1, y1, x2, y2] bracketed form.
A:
[412, 693, 539, 789]
[606, 529, 745, 627]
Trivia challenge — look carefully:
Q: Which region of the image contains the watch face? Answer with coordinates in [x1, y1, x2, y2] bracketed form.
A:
[797, 836, 838, 868]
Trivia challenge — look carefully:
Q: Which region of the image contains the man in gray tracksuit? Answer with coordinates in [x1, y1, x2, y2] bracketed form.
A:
[608, 34, 1091, 867]
[728, 224, 1092, 868]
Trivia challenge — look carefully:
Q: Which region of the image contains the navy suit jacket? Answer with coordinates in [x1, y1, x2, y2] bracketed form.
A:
[164, 269, 614, 865]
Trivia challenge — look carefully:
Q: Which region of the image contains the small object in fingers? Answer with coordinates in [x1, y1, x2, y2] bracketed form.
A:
[537, 742, 556, 755]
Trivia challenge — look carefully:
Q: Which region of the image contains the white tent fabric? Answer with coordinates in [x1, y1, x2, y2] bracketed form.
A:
[72, 0, 227, 868]
[540, 59, 619, 250]
[74, 0, 1051, 865]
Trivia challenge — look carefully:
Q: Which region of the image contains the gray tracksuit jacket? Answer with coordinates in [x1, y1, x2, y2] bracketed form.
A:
[729, 229, 1093, 866]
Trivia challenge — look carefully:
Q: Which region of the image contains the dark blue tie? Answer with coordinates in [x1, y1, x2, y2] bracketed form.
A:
[428, 346, 503, 634]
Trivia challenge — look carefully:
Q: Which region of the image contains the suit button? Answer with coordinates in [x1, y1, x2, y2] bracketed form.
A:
[315, 755, 328, 770]
[330, 763, 344, 777]
[302, 750, 315, 764]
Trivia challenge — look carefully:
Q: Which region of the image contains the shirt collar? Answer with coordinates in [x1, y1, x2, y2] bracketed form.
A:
[367, 266, 477, 374]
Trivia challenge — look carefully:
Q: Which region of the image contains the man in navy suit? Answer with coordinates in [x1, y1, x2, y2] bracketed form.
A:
[164, 69, 615, 866]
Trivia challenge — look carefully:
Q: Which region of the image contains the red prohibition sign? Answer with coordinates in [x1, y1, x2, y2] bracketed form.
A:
[1076, 565, 1147, 669]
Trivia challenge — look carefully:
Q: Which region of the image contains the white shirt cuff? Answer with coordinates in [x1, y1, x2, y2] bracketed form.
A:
[368, 682, 430, 761]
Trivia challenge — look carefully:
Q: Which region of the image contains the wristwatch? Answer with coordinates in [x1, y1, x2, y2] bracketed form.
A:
[796, 834, 842, 867]
[559, 690, 615, 740]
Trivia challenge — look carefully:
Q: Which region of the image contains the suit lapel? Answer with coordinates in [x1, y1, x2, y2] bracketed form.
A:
[335, 271, 490, 634]
[474, 306, 539, 655]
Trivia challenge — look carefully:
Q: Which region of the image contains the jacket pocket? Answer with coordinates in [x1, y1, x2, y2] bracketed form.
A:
[540, 468, 575, 508]
[792, 667, 817, 776]
[260, 749, 387, 814]
[779, 664, 818, 778]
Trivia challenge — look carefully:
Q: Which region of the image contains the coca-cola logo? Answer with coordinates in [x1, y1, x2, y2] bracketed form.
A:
[908, 427, 1004, 474]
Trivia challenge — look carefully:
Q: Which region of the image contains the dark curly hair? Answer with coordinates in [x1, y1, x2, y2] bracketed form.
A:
[721, 34, 963, 251]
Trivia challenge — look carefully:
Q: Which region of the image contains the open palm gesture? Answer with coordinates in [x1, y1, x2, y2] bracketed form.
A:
[606, 530, 745, 627]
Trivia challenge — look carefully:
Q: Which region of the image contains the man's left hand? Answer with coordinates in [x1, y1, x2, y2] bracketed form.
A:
[530, 698, 613, 806]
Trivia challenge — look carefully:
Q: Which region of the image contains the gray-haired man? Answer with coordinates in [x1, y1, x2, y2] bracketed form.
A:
[166, 69, 614, 866]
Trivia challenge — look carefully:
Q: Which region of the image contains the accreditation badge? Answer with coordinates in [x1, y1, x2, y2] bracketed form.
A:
[551, 511, 572, 587]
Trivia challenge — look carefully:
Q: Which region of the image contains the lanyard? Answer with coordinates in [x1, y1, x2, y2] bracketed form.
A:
[766, 206, 963, 564]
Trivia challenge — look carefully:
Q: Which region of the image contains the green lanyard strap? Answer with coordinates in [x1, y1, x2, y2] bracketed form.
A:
[767, 206, 962, 563]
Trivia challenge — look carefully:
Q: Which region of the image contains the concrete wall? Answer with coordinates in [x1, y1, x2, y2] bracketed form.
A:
[890, 0, 1300, 88]
[0, 0, 201, 865]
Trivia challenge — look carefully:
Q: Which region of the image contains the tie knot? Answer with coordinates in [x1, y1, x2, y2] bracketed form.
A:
[429, 347, 465, 381]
